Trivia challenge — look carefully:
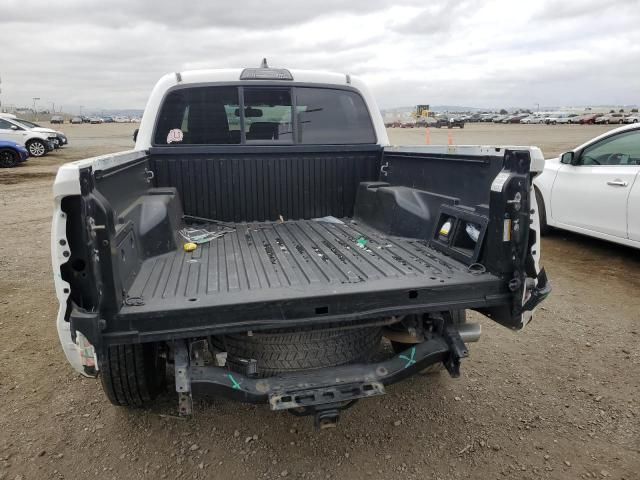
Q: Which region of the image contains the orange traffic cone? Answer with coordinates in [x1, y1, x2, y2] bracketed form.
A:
[425, 127, 431, 145]
[447, 130, 453, 145]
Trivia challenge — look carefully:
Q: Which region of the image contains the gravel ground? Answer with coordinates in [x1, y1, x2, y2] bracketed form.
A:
[0, 123, 638, 480]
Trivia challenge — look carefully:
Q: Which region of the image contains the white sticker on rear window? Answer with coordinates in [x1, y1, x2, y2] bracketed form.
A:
[491, 172, 510, 192]
[167, 129, 184, 144]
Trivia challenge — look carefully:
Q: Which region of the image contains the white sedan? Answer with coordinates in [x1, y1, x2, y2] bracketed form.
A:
[521, 115, 546, 124]
[534, 124, 640, 248]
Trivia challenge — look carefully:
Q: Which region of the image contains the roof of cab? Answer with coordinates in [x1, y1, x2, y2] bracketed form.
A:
[134, 66, 389, 149]
[173, 68, 351, 86]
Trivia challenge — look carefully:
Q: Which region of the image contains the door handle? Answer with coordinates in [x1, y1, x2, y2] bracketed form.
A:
[606, 180, 628, 187]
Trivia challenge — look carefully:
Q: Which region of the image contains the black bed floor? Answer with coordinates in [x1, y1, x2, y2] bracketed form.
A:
[121, 219, 500, 316]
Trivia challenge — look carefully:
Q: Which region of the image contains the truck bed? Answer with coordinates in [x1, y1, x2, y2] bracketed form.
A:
[118, 219, 507, 329]
[61, 147, 542, 347]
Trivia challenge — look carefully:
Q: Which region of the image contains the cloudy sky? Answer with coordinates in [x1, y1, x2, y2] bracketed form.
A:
[1, 0, 639, 112]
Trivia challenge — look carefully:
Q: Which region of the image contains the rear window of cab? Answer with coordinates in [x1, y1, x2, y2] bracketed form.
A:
[153, 86, 376, 146]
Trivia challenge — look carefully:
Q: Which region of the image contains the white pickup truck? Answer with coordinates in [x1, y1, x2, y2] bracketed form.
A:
[52, 63, 550, 427]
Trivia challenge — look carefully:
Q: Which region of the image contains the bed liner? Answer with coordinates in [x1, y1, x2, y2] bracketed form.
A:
[117, 219, 507, 327]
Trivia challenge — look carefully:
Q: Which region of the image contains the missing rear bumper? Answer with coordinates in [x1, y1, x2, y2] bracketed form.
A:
[173, 327, 469, 421]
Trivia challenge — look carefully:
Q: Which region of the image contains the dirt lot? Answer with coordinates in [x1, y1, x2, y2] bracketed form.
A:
[1, 123, 638, 480]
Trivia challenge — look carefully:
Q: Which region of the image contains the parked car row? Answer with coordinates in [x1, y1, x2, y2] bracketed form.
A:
[594, 113, 639, 124]
[474, 112, 639, 125]
[0, 113, 68, 164]
[387, 116, 466, 129]
[68, 115, 141, 124]
[386, 111, 639, 128]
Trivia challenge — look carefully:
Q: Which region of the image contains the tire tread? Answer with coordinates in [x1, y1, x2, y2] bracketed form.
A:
[100, 343, 164, 407]
[217, 327, 382, 377]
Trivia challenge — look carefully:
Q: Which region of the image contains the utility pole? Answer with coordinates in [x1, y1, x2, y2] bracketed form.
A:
[32, 97, 40, 120]
[79, 105, 83, 116]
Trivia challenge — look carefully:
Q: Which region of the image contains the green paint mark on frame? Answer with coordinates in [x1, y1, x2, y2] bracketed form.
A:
[227, 373, 242, 390]
[399, 347, 416, 369]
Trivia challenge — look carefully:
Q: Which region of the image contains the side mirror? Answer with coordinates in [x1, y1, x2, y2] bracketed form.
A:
[560, 151, 574, 164]
[10, 125, 18, 130]
[133, 128, 139, 142]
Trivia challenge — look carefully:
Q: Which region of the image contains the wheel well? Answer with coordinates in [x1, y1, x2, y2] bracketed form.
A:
[533, 184, 543, 205]
[534, 185, 547, 219]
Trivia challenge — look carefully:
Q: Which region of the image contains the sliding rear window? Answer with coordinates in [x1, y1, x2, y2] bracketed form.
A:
[153, 85, 375, 146]
[243, 88, 294, 143]
[295, 88, 375, 144]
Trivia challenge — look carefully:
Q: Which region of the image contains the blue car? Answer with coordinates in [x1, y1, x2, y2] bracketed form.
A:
[0, 140, 29, 168]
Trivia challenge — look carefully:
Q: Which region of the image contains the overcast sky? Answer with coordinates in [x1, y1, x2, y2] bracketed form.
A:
[1, 0, 639, 112]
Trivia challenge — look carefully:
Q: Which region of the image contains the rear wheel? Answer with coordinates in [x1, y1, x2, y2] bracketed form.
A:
[0, 148, 18, 168]
[100, 343, 166, 407]
[26, 139, 47, 157]
[215, 327, 382, 377]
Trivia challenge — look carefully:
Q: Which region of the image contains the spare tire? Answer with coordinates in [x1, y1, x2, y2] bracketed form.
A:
[214, 327, 382, 377]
